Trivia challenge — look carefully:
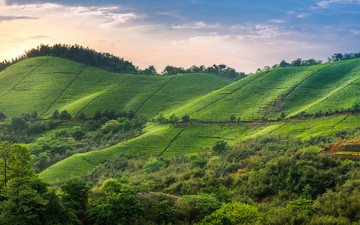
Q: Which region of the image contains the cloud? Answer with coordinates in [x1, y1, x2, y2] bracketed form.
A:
[1, 3, 141, 26]
[172, 21, 221, 29]
[0, 15, 36, 22]
[268, 19, 285, 24]
[350, 29, 360, 35]
[28, 35, 49, 39]
[297, 13, 309, 18]
[315, 0, 360, 8]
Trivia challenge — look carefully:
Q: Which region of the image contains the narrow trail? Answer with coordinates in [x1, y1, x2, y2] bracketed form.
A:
[158, 128, 186, 157]
[1, 58, 50, 98]
[81, 155, 97, 166]
[262, 66, 328, 120]
[191, 72, 264, 115]
[74, 76, 133, 117]
[331, 114, 350, 130]
[268, 121, 289, 134]
[41, 65, 88, 117]
[135, 76, 177, 114]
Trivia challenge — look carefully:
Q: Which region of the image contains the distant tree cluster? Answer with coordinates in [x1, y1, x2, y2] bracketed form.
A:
[0, 44, 137, 74]
[161, 64, 247, 80]
[328, 52, 360, 62]
[257, 52, 360, 73]
[257, 58, 323, 73]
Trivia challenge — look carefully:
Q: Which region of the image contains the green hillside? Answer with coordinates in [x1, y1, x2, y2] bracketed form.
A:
[40, 113, 360, 183]
[3, 56, 360, 184]
[167, 59, 360, 121]
[0, 56, 232, 118]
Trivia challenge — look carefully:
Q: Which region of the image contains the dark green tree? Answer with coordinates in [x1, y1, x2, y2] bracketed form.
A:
[51, 109, 60, 119]
[88, 179, 144, 225]
[212, 140, 227, 154]
[0, 141, 32, 187]
[143, 65, 157, 75]
[59, 110, 71, 120]
[60, 178, 90, 223]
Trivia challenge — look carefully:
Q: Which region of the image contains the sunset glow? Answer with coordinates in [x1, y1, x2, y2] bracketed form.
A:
[1, 0, 360, 72]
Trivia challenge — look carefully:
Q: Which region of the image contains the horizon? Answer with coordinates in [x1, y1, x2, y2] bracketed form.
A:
[0, 0, 360, 73]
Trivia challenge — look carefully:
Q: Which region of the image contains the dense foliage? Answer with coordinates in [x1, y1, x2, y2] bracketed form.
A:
[0, 110, 146, 173]
[77, 129, 360, 224]
[161, 64, 247, 80]
[2, 116, 360, 224]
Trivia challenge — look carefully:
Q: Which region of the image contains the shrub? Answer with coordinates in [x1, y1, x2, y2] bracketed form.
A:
[196, 201, 260, 225]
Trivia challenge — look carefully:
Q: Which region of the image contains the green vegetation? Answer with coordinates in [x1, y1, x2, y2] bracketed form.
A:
[167, 59, 360, 122]
[0, 56, 231, 118]
[3, 52, 360, 224]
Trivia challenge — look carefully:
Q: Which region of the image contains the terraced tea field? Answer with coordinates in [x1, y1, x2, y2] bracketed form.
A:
[0, 56, 232, 118]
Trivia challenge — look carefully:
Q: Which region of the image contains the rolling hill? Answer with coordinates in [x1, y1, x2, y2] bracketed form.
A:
[0, 56, 232, 119]
[2, 56, 360, 184]
[167, 59, 360, 122]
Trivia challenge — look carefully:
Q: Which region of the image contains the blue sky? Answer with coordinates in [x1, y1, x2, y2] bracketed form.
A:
[1, 0, 360, 72]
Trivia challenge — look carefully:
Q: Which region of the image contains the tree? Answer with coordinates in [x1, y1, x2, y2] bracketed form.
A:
[350, 101, 360, 113]
[0, 141, 32, 187]
[291, 58, 303, 67]
[169, 114, 179, 123]
[31, 110, 38, 119]
[0, 141, 76, 225]
[51, 109, 60, 119]
[182, 114, 190, 123]
[88, 179, 144, 225]
[0, 111, 5, 121]
[279, 60, 290, 67]
[93, 110, 102, 120]
[72, 127, 85, 141]
[143, 65, 157, 75]
[162, 65, 185, 75]
[331, 53, 344, 62]
[10, 117, 26, 131]
[59, 110, 71, 120]
[230, 114, 236, 123]
[212, 140, 227, 154]
[176, 194, 221, 222]
[76, 112, 87, 120]
[60, 178, 90, 223]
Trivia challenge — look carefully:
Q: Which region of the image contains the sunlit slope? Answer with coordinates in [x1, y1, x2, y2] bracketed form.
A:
[168, 59, 360, 122]
[0, 56, 231, 118]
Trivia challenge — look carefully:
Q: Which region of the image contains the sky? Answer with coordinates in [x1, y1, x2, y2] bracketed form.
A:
[0, 0, 360, 73]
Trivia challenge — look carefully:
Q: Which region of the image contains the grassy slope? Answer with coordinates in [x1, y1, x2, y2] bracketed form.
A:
[0, 56, 232, 118]
[5, 56, 360, 184]
[167, 59, 360, 122]
[40, 113, 360, 184]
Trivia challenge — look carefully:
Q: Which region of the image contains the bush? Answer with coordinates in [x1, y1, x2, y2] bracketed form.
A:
[176, 194, 221, 222]
[196, 201, 260, 225]
[212, 140, 227, 154]
[143, 157, 170, 173]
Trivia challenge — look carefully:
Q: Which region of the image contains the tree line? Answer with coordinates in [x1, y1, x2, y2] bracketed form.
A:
[0, 44, 247, 80]
[0, 44, 137, 74]
[257, 52, 360, 73]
